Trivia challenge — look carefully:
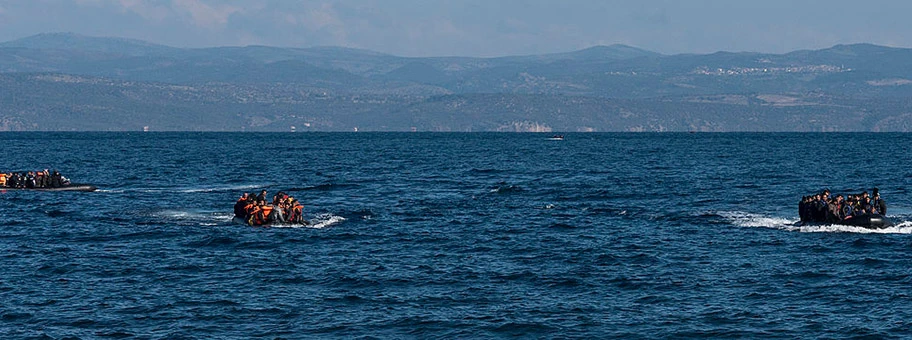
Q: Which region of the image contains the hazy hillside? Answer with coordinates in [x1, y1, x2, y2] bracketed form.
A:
[1, 33, 912, 131]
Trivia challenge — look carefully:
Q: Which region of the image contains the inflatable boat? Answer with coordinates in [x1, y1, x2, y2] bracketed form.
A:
[2, 184, 97, 192]
[232, 216, 310, 227]
[837, 214, 892, 229]
[803, 213, 892, 229]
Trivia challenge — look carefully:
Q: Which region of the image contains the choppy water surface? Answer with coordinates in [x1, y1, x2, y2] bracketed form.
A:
[2, 132, 912, 338]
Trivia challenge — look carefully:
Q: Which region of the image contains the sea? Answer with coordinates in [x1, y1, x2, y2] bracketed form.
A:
[2, 132, 912, 339]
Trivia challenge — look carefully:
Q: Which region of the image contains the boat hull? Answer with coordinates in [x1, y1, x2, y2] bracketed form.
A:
[232, 216, 310, 227]
[803, 214, 892, 229]
[2, 184, 97, 192]
[839, 214, 892, 228]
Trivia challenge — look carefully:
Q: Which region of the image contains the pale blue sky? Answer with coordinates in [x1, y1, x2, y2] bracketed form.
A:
[0, 0, 909, 57]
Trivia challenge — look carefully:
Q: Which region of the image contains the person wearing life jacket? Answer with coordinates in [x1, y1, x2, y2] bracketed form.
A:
[42, 169, 50, 187]
[243, 200, 259, 224]
[282, 197, 295, 222]
[247, 201, 268, 226]
[861, 197, 876, 215]
[234, 196, 250, 219]
[35, 170, 45, 188]
[272, 191, 286, 206]
[842, 199, 855, 220]
[826, 195, 843, 223]
[260, 203, 275, 224]
[289, 198, 306, 224]
[0, 172, 7, 187]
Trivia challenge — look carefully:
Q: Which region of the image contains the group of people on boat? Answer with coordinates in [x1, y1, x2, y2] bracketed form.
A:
[0, 170, 70, 189]
[233, 190, 307, 226]
[799, 188, 887, 223]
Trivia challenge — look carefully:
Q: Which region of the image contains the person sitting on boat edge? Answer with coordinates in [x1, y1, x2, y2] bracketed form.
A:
[814, 193, 828, 222]
[272, 191, 286, 206]
[234, 193, 251, 219]
[283, 197, 307, 224]
[842, 196, 855, 219]
[873, 188, 887, 215]
[6, 173, 19, 188]
[256, 190, 268, 202]
[25, 171, 36, 188]
[826, 195, 844, 223]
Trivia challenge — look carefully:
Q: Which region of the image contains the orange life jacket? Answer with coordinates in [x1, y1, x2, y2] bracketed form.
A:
[246, 206, 262, 225]
[259, 205, 274, 223]
[286, 204, 303, 222]
[0, 173, 6, 186]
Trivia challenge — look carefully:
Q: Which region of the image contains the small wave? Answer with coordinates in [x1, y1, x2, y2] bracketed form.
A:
[119, 184, 268, 194]
[286, 183, 358, 192]
[178, 184, 267, 194]
[716, 211, 797, 229]
[44, 210, 71, 218]
[148, 209, 230, 226]
[309, 214, 347, 229]
[489, 184, 523, 194]
[268, 214, 346, 229]
[718, 211, 912, 234]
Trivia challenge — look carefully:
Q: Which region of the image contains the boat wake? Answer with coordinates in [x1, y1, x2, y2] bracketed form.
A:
[149, 209, 231, 226]
[269, 213, 346, 229]
[716, 211, 912, 234]
[104, 184, 270, 194]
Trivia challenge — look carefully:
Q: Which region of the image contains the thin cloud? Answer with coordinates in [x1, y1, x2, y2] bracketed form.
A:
[80, 0, 242, 29]
[171, 0, 242, 29]
[112, 0, 171, 22]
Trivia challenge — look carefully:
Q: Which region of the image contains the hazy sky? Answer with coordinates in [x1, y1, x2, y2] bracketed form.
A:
[0, 0, 910, 57]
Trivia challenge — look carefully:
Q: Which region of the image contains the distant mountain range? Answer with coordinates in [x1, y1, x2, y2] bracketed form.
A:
[2, 32, 912, 131]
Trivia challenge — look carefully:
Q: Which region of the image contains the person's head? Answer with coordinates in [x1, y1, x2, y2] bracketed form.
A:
[836, 195, 844, 202]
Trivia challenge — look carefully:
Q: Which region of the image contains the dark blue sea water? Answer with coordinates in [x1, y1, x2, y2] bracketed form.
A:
[2, 132, 912, 339]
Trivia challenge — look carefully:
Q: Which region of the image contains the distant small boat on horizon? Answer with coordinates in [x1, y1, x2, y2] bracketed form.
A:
[546, 135, 564, 141]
